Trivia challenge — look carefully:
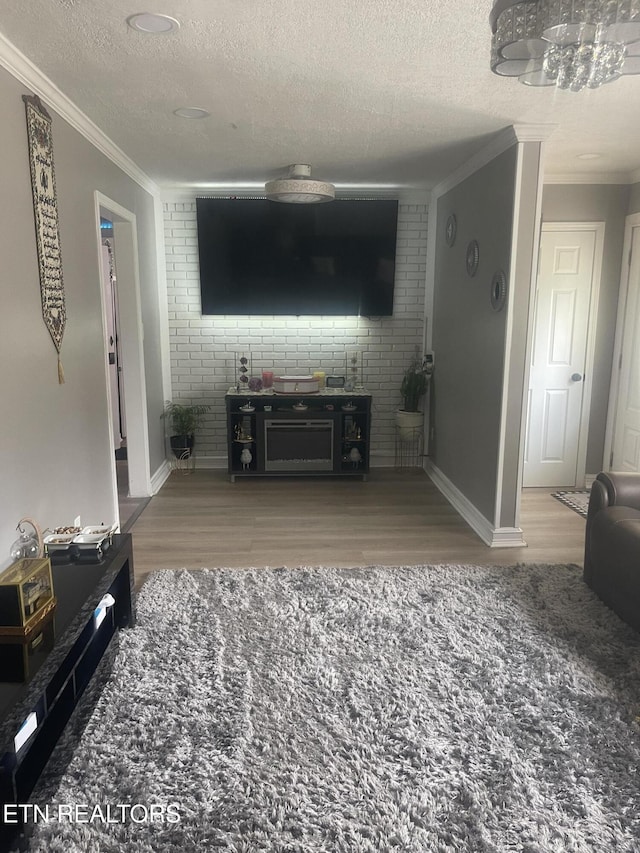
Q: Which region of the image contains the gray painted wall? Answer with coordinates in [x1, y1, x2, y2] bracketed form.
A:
[628, 182, 640, 214]
[0, 64, 165, 563]
[431, 146, 518, 523]
[541, 183, 629, 473]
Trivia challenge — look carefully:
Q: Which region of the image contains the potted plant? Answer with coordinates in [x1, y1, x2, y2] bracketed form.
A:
[163, 401, 211, 459]
[396, 355, 429, 440]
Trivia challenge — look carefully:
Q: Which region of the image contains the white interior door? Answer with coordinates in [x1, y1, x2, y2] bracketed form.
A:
[101, 243, 121, 452]
[524, 225, 602, 488]
[611, 222, 640, 472]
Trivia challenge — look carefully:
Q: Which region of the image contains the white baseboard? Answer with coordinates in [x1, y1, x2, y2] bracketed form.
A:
[194, 453, 399, 470]
[151, 460, 172, 493]
[193, 455, 228, 469]
[425, 460, 527, 548]
[369, 451, 397, 468]
[584, 474, 597, 489]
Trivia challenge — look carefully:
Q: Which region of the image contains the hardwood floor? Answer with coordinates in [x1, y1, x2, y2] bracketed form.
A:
[128, 469, 587, 590]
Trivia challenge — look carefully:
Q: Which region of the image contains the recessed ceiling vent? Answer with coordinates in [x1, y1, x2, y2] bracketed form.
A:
[265, 164, 335, 204]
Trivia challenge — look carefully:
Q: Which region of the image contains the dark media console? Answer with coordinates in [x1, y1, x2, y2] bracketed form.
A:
[226, 392, 371, 481]
[0, 536, 135, 852]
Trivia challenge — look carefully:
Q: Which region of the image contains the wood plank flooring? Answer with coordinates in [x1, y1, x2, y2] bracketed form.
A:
[128, 469, 586, 590]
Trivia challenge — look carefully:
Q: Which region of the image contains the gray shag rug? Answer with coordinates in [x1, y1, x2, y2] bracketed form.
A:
[27, 563, 640, 852]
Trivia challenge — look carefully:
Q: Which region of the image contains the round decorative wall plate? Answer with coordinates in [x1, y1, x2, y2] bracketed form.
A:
[445, 214, 457, 247]
[466, 240, 479, 277]
[490, 270, 507, 311]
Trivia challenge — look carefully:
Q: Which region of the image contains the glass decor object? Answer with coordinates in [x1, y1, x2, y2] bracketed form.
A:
[235, 352, 251, 390]
[9, 517, 43, 561]
[490, 0, 640, 90]
[344, 350, 364, 391]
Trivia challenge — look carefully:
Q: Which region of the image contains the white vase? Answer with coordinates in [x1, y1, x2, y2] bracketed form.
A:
[396, 410, 424, 442]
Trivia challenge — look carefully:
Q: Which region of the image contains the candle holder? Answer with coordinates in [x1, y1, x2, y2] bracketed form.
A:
[235, 352, 251, 391]
[344, 350, 364, 391]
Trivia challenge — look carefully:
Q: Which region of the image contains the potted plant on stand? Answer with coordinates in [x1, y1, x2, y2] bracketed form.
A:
[163, 401, 211, 459]
[396, 355, 429, 441]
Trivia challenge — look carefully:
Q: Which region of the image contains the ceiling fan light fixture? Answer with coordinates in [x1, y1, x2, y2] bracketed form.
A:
[265, 164, 335, 204]
[490, 0, 640, 90]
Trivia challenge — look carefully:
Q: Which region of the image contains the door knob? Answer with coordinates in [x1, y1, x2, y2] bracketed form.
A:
[570, 373, 583, 382]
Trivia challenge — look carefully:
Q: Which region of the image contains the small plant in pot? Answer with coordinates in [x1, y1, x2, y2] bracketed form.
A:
[396, 355, 429, 440]
[163, 401, 211, 459]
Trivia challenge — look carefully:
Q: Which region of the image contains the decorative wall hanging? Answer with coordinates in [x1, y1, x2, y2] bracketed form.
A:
[466, 239, 480, 277]
[445, 214, 457, 247]
[23, 94, 66, 383]
[490, 270, 508, 311]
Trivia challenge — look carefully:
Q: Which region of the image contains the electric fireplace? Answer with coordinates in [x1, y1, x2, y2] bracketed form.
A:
[264, 419, 334, 472]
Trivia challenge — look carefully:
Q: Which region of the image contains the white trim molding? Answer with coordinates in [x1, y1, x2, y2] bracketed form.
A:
[151, 460, 172, 493]
[432, 124, 555, 200]
[95, 192, 152, 498]
[426, 461, 527, 548]
[544, 172, 632, 185]
[192, 455, 229, 470]
[0, 31, 158, 196]
[193, 452, 399, 471]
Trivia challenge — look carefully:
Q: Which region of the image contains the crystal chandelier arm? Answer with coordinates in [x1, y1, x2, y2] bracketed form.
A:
[490, 0, 529, 32]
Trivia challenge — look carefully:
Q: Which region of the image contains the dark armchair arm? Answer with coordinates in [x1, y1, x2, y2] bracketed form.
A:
[584, 471, 640, 584]
[592, 471, 640, 513]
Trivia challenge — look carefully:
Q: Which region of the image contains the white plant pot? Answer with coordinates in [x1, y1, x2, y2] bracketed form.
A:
[396, 409, 424, 442]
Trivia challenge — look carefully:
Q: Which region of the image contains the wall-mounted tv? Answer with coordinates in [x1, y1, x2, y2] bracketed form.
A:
[196, 198, 399, 316]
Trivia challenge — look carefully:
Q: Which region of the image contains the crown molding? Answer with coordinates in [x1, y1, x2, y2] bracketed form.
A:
[511, 123, 556, 142]
[0, 31, 158, 197]
[432, 124, 554, 199]
[161, 187, 430, 205]
[544, 172, 632, 185]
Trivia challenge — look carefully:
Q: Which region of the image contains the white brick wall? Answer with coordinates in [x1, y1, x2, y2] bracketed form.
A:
[164, 200, 428, 463]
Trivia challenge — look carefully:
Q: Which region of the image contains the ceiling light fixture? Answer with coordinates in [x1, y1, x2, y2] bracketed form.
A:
[490, 0, 640, 91]
[173, 107, 210, 119]
[126, 13, 180, 33]
[265, 164, 335, 204]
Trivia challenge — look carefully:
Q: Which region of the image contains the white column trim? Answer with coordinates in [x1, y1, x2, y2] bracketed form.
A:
[426, 460, 527, 548]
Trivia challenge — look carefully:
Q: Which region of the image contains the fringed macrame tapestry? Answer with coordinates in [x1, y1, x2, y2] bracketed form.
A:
[23, 94, 66, 383]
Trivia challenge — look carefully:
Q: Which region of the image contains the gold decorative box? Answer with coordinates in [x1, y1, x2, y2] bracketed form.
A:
[0, 557, 56, 635]
[0, 609, 56, 682]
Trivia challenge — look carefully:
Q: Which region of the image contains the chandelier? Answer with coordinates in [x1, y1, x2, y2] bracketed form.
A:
[265, 164, 335, 204]
[490, 0, 640, 90]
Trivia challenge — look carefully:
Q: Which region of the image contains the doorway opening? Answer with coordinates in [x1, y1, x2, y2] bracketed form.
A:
[523, 222, 604, 489]
[95, 193, 152, 531]
[100, 220, 127, 460]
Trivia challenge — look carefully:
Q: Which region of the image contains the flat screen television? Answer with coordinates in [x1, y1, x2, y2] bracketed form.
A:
[196, 198, 399, 316]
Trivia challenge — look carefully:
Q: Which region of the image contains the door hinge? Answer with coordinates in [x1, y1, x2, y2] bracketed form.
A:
[610, 451, 614, 468]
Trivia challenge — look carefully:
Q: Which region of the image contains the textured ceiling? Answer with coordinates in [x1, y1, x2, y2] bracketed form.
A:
[1, 0, 640, 190]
